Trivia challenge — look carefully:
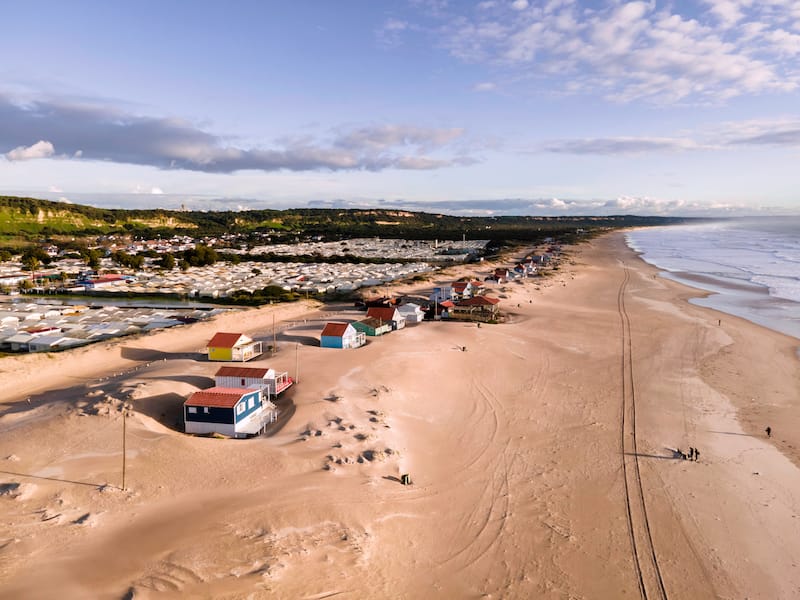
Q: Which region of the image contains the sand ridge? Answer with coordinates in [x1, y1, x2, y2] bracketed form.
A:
[0, 232, 799, 599]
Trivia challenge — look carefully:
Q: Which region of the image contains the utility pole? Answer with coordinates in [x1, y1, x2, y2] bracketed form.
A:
[295, 343, 300, 384]
[272, 313, 276, 356]
[121, 406, 127, 491]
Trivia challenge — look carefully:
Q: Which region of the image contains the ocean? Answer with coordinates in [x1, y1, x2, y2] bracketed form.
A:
[625, 218, 800, 342]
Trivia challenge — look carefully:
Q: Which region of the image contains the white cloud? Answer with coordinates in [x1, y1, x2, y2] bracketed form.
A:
[511, 0, 529, 11]
[150, 187, 164, 195]
[538, 118, 800, 155]
[5, 140, 55, 161]
[544, 136, 703, 155]
[0, 94, 474, 173]
[376, 18, 411, 47]
[473, 81, 497, 91]
[434, 0, 800, 104]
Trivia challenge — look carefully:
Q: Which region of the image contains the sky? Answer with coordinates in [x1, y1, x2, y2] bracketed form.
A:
[2, 0, 800, 217]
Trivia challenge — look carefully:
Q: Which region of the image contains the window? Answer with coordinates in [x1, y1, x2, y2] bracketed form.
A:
[237, 403, 245, 414]
[248, 397, 255, 409]
[188, 407, 197, 414]
[241, 378, 246, 386]
[203, 407, 209, 414]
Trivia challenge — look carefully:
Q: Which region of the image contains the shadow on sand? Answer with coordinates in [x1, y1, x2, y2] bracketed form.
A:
[132, 392, 187, 432]
[141, 374, 215, 389]
[120, 347, 204, 362]
[0, 469, 107, 489]
[623, 447, 688, 460]
[275, 331, 320, 346]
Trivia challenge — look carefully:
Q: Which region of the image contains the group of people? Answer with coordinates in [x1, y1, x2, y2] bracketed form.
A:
[678, 447, 700, 461]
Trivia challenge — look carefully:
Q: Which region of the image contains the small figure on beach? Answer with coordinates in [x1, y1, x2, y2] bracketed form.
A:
[718, 319, 721, 326]
[678, 448, 686, 460]
[695, 448, 700, 462]
[766, 426, 772, 438]
[688, 447, 695, 461]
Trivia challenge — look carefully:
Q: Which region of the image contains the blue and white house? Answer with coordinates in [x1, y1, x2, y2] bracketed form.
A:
[320, 322, 366, 349]
[184, 386, 276, 438]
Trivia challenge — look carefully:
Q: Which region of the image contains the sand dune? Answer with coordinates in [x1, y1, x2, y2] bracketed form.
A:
[1, 232, 799, 599]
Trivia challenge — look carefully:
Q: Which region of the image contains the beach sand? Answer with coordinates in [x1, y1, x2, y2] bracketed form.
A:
[0, 231, 798, 599]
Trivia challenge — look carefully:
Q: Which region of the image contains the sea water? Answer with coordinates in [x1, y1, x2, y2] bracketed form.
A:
[625, 218, 800, 341]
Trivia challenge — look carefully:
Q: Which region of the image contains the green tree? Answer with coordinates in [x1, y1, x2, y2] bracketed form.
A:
[21, 255, 40, 274]
[158, 253, 175, 270]
[84, 249, 102, 270]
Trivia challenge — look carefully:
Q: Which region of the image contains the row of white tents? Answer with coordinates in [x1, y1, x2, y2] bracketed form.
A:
[0, 301, 221, 353]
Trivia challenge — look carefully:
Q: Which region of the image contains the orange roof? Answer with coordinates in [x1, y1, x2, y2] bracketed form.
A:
[458, 295, 500, 306]
[215, 366, 270, 378]
[185, 387, 253, 408]
[207, 332, 247, 348]
[366, 307, 399, 321]
[321, 322, 350, 337]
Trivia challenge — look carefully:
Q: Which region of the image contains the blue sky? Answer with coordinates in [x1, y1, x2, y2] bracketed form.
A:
[2, 0, 800, 216]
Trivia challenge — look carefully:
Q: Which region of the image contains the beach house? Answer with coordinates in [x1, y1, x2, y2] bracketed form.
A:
[366, 307, 406, 330]
[451, 281, 474, 300]
[397, 302, 426, 324]
[206, 332, 263, 362]
[214, 365, 293, 396]
[320, 322, 366, 349]
[352, 317, 391, 337]
[184, 386, 277, 438]
[450, 295, 501, 322]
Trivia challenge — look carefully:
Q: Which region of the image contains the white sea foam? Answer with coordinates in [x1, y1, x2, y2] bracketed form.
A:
[626, 218, 800, 340]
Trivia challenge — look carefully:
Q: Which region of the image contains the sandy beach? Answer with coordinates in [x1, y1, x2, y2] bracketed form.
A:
[1, 231, 799, 599]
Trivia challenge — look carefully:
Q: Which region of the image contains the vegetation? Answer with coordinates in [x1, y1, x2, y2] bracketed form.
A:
[0, 195, 692, 247]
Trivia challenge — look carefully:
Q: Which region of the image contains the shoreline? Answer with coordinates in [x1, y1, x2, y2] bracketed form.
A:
[624, 227, 800, 344]
[0, 231, 798, 598]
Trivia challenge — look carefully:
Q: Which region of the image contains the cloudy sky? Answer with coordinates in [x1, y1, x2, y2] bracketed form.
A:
[2, 0, 800, 216]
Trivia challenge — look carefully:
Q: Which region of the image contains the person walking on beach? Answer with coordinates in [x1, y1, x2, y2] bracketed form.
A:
[766, 426, 772, 438]
[688, 447, 695, 461]
[694, 448, 700, 462]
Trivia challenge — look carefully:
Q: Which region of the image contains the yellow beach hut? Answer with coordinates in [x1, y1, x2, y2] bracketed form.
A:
[206, 332, 263, 362]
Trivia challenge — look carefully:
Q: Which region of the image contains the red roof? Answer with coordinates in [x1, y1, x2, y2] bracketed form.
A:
[207, 332, 247, 348]
[215, 366, 270, 378]
[25, 326, 61, 334]
[458, 295, 500, 306]
[94, 274, 125, 283]
[321, 322, 350, 337]
[452, 282, 470, 291]
[185, 387, 252, 408]
[366, 307, 400, 321]
[440, 300, 455, 308]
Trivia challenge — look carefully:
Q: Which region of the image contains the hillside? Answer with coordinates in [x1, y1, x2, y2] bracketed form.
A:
[0, 195, 690, 246]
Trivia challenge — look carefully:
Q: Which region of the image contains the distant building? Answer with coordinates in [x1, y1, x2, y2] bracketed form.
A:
[352, 317, 391, 337]
[320, 322, 366, 349]
[184, 386, 276, 438]
[451, 281, 474, 300]
[206, 332, 263, 362]
[450, 295, 501, 322]
[397, 302, 426, 324]
[429, 286, 453, 304]
[366, 307, 406, 330]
